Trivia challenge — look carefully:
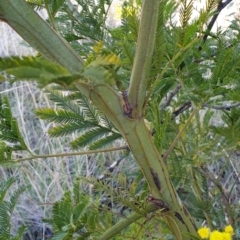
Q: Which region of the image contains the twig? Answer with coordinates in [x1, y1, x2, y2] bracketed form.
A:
[2, 146, 127, 165]
[172, 101, 240, 119]
[199, 166, 233, 224]
[97, 149, 130, 180]
[172, 101, 192, 117]
[162, 84, 182, 109]
[98, 203, 156, 240]
[203, 102, 240, 110]
[199, 0, 233, 50]
[128, 0, 160, 116]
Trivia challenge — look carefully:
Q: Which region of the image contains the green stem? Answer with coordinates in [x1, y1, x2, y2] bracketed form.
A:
[98, 204, 156, 240]
[0, 0, 84, 73]
[81, 83, 197, 239]
[1, 146, 127, 166]
[128, 0, 159, 117]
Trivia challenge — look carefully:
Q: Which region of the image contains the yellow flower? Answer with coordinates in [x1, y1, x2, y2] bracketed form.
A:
[198, 227, 210, 239]
[210, 231, 224, 240]
[222, 232, 232, 240]
[93, 41, 103, 54]
[224, 225, 234, 235]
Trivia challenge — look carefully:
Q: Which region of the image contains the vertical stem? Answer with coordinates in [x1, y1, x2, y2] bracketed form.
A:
[86, 84, 197, 239]
[128, 0, 159, 117]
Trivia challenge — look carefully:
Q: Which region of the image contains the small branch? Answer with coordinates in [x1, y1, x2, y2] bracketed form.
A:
[2, 146, 127, 165]
[97, 149, 130, 180]
[171, 101, 240, 119]
[98, 203, 156, 240]
[199, 166, 233, 224]
[191, 168, 214, 229]
[203, 102, 240, 110]
[172, 101, 192, 117]
[199, 0, 233, 49]
[162, 84, 182, 109]
[147, 37, 200, 102]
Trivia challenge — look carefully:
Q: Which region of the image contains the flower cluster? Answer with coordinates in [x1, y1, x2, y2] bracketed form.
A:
[198, 225, 234, 240]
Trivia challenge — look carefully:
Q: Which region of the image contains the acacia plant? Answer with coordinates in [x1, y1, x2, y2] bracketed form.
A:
[0, 0, 240, 239]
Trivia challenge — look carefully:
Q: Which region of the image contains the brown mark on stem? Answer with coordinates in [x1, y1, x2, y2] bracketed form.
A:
[174, 212, 185, 225]
[150, 167, 161, 191]
[148, 195, 169, 212]
[122, 90, 133, 118]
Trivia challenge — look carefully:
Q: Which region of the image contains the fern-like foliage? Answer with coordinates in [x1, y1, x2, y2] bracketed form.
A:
[27, 0, 114, 59]
[27, 0, 112, 38]
[0, 49, 123, 151]
[36, 86, 122, 150]
[0, 50, 122, 88]
[179, 0, 194, 46]
[0, 177, 25, 240]
[0, 96, 30, 162]
[46, 178, 112, 240]
[47, 170, 153, 240]
[211, 108, 240, 148]
[0, 56, 74, 87]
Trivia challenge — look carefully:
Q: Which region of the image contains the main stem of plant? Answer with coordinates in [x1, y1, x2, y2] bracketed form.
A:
[77, 83, 197, 239]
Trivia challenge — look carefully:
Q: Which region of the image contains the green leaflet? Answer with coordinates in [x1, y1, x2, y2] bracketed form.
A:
[36, 87, 122, 149]
[0, 97, 30, 162]
[0, 56, 78, 87]
[36, 108, 85, 124]
[82, 66, 115, 86]
[47, 182, 101, 239]
[0, 54, 120, 87]
[0, 178, 25, 240]
[70, 127, 114, 150]
[89, 133, 122, 150]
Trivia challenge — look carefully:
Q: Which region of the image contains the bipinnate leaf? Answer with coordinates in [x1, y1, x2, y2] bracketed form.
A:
[0, 56, 79, 87]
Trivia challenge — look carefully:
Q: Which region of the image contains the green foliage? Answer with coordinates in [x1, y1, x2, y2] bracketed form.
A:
[0, 96, 30, 161]
[46, 178, 114, 240]
[27, 0, 112, 42]
[82, 52, 121, 86]
[0, 52, 122, 88]
[47, 171, 161, 239]
[211, 108, 240, 148]
[0, 56, 73, 87]
[35, 86, 122, 149]
[0, 177, 25, 240]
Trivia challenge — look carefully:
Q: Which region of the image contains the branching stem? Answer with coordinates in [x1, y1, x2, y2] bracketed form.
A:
[2, 146, 127, 165]
[200, 0, 233, 47]
[98, 204, 156, 240]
